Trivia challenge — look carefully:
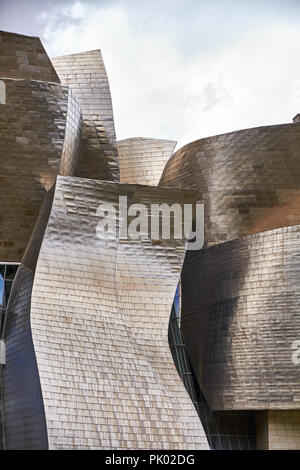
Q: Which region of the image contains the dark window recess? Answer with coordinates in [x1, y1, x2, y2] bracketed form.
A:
[0, 264, 19, 336]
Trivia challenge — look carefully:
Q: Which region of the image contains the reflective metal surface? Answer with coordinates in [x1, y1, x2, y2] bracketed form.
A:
[52, 51, 120, 182]
[1, 189, 55, 449]
[181, 225, 300, 410]
[2, 176, 208, 449]
[0, 78, 81, 262]
[160, 124, 300, 246]
[1, 28, 299, 450]
[169, 289, 256, 450]
[0, 30, 60, 82]
[160, 123, 300, 448]
[118, 137, 176, 185]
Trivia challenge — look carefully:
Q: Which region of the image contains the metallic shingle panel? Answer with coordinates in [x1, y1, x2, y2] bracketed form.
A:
[160, 123, 300, 246]
[118, 137, 177, 186]
[0, 32, 208, 449]
[59, 92, 82, 177]
[0, 79, 81, 262]
[52, 51, 120, 182]
[23, 176, 208, 449]
[160, 122, 300, 424]
[1, 189, 55, 449]
[3, 29, 299, 449]
[0, 30, 60, 83]
[181, 225, 300, 410]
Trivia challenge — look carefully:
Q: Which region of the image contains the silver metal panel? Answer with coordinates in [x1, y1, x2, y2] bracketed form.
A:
[1, 189, 55, 449]
[181, 225, 300, 410]
[118, 137, 177, 186]
[26, 176, 208, 449]
[52, 51, 120, 182]
[0, 79, 81, 262]
[160, 123, 300, 246]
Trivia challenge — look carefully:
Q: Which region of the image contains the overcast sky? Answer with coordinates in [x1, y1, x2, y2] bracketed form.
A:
[1, 0, 300, 148]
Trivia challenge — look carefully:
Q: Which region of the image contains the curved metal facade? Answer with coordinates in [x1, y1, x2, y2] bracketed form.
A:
[118, 137, 176, 185]
[2, 176, 208, 449]
[160, 122, 300, 443]
[1, 28, 299, 450]
[0, 78, 81, 262]
[181, 225, 300, 410]
[0, 31, 210, 450]
[52, 50, 120, 182]
[160, 123, 300, 246]
[1, 189, 55, 449]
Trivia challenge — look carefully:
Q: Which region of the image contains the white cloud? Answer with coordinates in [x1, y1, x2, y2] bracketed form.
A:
[32, 0, 300, 148]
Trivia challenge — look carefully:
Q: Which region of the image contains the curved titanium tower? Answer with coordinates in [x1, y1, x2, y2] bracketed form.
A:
[0, 31, 208, 450]
[160, 124, 300, 450]
[1, 28, 299, 451]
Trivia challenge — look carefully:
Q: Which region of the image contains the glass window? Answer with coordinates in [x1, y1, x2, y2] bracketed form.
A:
[0, 263, 20, 336]
[0, 273, 4, 306]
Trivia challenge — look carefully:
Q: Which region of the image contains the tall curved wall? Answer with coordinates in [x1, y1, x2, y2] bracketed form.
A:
[160, 123, 300, 246]
[1, 189, 55, 449]
[0, 30, 59, 82]
[118, 137, 176, 185]
[2, 175, 208, 449]
[181, 225, 300, 410]
[160, 122, 300, 417]
[52, 51, 120, 182]
[59, 92, 82, 177]
[0, 78, 81, 262]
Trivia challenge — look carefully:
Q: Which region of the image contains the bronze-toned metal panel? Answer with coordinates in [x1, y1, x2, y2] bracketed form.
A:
[1, 188, 55, 449]
[0, 31, 60, 83]
[181, 225, 300, 410]
[23, 176, 208, 449]
[118, 137, 176, 186]
[160, 123, 300, 246]
[52, 51, 120, 182]
[0, 79, 81, 262]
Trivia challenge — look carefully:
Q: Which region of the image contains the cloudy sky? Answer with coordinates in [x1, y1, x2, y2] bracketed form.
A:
[1, 0, 300, 148]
